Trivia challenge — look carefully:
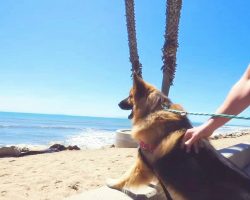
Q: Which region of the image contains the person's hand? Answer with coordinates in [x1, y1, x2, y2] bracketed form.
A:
[182, 125, 213, 153]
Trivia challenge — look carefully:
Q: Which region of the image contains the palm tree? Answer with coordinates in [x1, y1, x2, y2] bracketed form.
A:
[125, 0, 142, 77]
[161, 0, 182, 96]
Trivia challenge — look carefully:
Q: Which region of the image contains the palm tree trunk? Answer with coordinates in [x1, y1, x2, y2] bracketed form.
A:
[125, 0, 142, 77]
[161, 0, 182, 96]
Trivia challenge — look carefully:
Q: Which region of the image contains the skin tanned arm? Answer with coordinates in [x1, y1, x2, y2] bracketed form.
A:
[183, 65, 250, 153]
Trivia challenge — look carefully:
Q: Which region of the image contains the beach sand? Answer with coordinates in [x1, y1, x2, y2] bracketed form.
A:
[1, 134, 250, 200]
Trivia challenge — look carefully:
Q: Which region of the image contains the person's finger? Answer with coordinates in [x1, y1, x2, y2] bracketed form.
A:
[186, 143, 191, 153]
[185, 135, 199, 153]
[199, 140, 205, 148]
[181, 131, 192, 148]
[194, 142, 199, 154]
[184, 138, 193, 153]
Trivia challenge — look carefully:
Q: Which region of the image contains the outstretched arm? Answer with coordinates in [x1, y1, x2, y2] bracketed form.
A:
[183, 65, 250, 153]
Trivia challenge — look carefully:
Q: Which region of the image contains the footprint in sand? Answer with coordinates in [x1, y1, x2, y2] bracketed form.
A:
[41, 185, 49, 191]
[55, 180, 63, 184]
[1, 191, 7, 196]
[0, 173, 9, 177]
[68, 182, 80, 191]
[55, 180, 63, 189]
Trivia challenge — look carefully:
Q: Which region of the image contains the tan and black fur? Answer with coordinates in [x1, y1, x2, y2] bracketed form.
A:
[107, 74, 250, 200]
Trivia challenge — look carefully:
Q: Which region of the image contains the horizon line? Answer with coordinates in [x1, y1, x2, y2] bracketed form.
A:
[0, 110, 128, 120]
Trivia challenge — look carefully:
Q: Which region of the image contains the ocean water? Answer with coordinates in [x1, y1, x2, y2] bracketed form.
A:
[0, 112, 131, 149]
[0, 112, 249, 149]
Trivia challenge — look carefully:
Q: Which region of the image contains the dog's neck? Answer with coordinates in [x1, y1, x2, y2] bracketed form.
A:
[132, 111, 192, 154]
[139, 140, 157, 153]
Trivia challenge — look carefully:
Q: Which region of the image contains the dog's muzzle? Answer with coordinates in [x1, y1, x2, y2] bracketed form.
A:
[118, 98, 133, 110]
[118, 97, 133, 119]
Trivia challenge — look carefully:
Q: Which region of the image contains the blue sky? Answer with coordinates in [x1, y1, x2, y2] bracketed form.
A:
[0, 1, 249, 125]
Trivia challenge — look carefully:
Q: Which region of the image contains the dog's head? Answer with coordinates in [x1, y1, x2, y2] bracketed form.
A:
[119, 74, 173, 121]
[118, 89, 135, 119]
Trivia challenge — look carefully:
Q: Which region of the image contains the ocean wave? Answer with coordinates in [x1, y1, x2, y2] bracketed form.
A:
[64, 128, 115, 149]
[0, 143, 49, 150]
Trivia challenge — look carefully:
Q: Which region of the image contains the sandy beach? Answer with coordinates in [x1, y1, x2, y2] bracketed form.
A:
[1, 134, 250, 200]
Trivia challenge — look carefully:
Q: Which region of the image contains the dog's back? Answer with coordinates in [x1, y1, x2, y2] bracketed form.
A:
[153, 139, 250, 200]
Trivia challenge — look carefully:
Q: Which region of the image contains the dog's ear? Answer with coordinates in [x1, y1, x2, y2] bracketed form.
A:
[149, 92, 169, 111]
[133, 73, 147, 98]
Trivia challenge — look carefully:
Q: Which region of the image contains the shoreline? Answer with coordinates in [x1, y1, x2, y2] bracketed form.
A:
[211, 128, 250, 139]
[1, 128, 250, 150]
[0, 128, 250, 151]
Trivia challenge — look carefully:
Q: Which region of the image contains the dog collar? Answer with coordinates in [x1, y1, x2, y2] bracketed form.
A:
[139, 141, 156, 153]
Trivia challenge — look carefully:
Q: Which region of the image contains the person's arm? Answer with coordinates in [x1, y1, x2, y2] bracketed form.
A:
[183, 65, 250, 153]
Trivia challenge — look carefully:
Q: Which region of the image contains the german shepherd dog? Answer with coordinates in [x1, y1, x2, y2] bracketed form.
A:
[107, 74, 250, 200]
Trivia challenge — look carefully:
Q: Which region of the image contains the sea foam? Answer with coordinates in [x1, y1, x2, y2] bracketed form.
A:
[64, 128, 116, 149]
